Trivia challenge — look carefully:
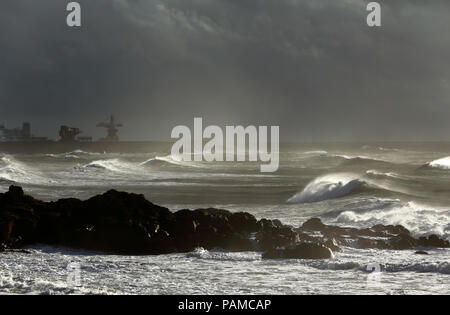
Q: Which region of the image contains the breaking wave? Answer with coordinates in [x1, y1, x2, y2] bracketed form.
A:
[365, 169, 402, 179]
[141, 155, 205, 169]
[68, 150, 91, 155]
[0, 156, 53, 185]
[337, 155, 395, 167]
[141, 155, 187, 167]
[287, 173, 367, 203]
[83, 159, 140, 174]
[425, 157, 450, 170]
[377, 146, 401, 152]
[43, 150, 103, 161]
[333, 201, 450, 240]
[302, 150, 328, 155]
[77, 155, 205, 175]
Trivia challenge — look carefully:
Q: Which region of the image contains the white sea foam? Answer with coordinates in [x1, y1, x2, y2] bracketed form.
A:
[303, 150, 328, 155]
[333, 201, 450, 240]
[336, 155, 394, 166]
[1, 145, 449, 295]
[0, 156, 54, 185]
[84, 159, 140, 174]
[332, 154, 374, 160]
[427, 157, 450, 170]
[303, 258, 450, 275]
[42, 150, 102, 161]
[1, 245, 448, 295]
[141, 155, 188, 167]
[287, 173, 365, 203]
[68, 150, 89, 155]
[185, 247, 259, 262]
[366, 169, 401, 179]
[68, 150, 103, 156]
[185, 248, 450, 274]
[141, 155, 205, 169]
[378, 147, 401, 152]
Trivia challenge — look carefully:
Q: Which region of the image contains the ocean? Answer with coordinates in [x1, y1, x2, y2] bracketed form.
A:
[1, 142, 449, 294]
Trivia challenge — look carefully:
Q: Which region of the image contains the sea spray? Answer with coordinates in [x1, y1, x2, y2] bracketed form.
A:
[287, 173, 364, 203]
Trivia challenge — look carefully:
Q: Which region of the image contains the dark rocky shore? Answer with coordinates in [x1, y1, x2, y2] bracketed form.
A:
[1, 186, 449, 258]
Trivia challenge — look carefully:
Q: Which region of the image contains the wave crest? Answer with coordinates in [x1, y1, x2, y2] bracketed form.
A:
[0, 156, 52, 185]
[83, 159, 138, 173]
[334, 201, 450, 241]
[287, 173, 365, 203]
[426, 157, 450, 170]
[365, 170, 401, 179]
[338, 155, 393, 167]
[141, 155, 204, 169]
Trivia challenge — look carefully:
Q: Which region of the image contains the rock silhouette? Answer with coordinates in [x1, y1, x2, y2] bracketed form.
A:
[1, 186, 449, 258]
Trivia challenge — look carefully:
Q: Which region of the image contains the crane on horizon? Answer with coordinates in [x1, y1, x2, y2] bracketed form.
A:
[97, 115, 123, 142]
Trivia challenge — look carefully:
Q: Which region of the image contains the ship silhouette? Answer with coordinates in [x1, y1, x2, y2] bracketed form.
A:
[0, 116, 166, 154]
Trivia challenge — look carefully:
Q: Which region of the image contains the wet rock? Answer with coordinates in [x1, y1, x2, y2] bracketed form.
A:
[371, 224, 410, 236]
[167, 208, 257, 252]
[5, 185, 25, 200]
[256, 219, 300, 251]
[301, 218, 326, 231]
[390, 233, 418, 250]
[271, 219, 283, 228]
[418, 235, 450, 248]
[3, 248, 31, 254]
[228, 212, 259, 234]
[262, 242, 333, 259]
[323, 238, 342, 252]
[1, 186, 448, 256]
[415, 250, 429, 255]
[299, 218, 360, 240]
[43, 190, 175, 254]
[0, 186, 41, 247]
[355, 237, 389, 250]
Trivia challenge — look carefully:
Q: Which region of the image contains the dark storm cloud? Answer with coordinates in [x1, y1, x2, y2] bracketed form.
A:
[0, 0, 449, 140]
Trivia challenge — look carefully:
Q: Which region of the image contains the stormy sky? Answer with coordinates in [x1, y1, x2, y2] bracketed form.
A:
[1, 0, 449, 141]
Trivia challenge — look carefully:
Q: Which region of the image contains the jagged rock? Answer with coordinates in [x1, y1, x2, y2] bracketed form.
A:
[418, 235, 450, 248]
[271, 219, 283, 228]
[0, 186, 41, 248]
[324, 238, 342, 252]
[167, 208, 257, 252]
[299, 218, 413, 241]
[301, 218, 325, 231]
[355, 237, 390, 250]
[262, 242, 333, 259]
[371, 224, 411, 236]
[390, 233, 418, 250]
[297, 217, 448, 252]
[1, 186, 449, 256]
[228, 212, 259, 234]
[39, 189, 175, 254]
[299, 218, 360, 239]
[256, 219, 300, 251]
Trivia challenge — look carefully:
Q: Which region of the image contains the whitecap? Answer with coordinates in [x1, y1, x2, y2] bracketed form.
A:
[83, 159, 139, 174]
[426, 157, 450, 170]
[287, 173, 364, 203]
[334, 201, 450, 240]
[0, 156, 54, 185]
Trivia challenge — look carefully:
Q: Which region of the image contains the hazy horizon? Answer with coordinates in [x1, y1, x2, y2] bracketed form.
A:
[1, 0, 450, 141]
